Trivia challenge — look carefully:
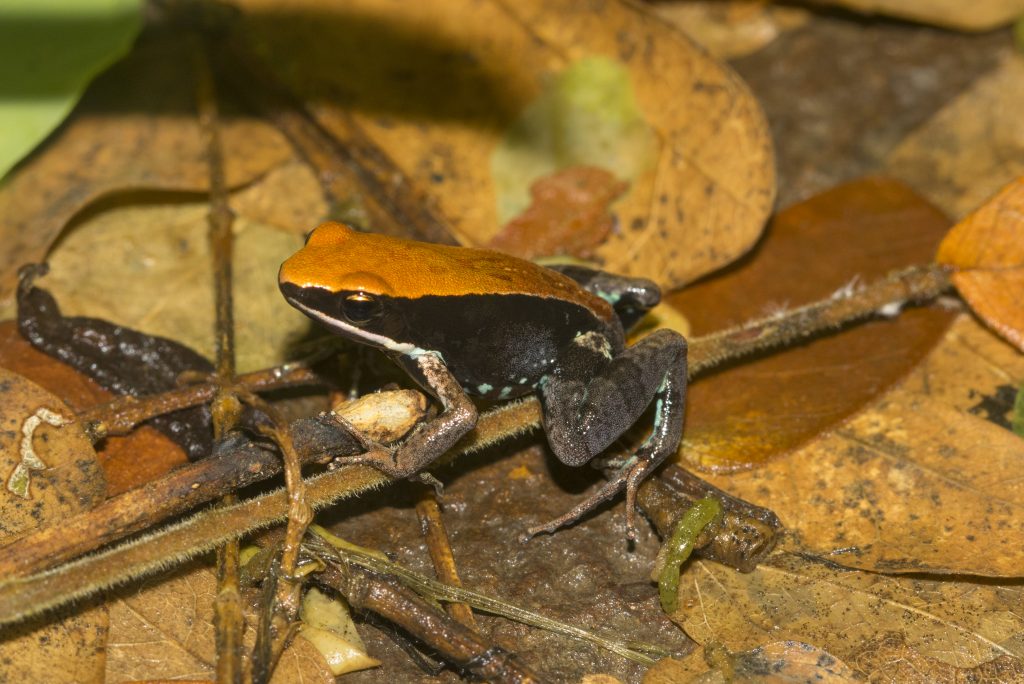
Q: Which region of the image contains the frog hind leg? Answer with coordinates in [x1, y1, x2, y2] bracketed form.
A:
[526, 328, 687, 541]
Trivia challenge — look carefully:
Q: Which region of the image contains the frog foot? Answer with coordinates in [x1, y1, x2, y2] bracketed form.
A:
[520, 456, 654, 542]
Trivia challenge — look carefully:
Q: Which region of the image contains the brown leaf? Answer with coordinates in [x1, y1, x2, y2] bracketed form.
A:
[690, 314, 1024, 578]
[0, 29, 293, 298]
[0, 321, 188, 495]
[229, 160, 328, 236]
[901, 314, 1024, 425]
[106, 562, 334, 683]
[489, 165, 628, 260]
[850, 631, 1024, 683]
[936, 176, 1024, 352]
[672, 553, 1024, 680]
[237, 0, 775, 289]
[40, 203, 308, 373]
[803, 0, 1024, 31]
[645, 641, 858, 683]
[652, 1, 811, 60]
[886, 53, 1024, 220]
[671, 177, 955, 470]
[0, 367, 108, 682]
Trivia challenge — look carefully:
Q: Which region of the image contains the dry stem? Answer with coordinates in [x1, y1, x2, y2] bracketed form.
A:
[415, 486, 479, 631]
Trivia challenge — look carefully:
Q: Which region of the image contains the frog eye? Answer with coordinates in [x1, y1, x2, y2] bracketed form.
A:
[341, 292, 382, 325]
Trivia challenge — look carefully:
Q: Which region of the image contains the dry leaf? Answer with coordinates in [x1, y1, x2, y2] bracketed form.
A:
[645, 640, 858, 683]
[937, 176, 1024, 352]
[672, 553, 1024, 679]
[106, 562, 334, 683]
[849, 631, 1024, 683]
[491, 56, 656, 227]
[39, 203, 308, 373]
[489, 165, 628, 260]
[696, 362, 1024, 576]
[0, 367, 108, 682]
[0, 29, 293, 299]
[887, 53, 1024, 220]
[803, 0, 1024, 31]
[0, 320, 188, 495]
[902, 314, 1024, 423]
[229, 160, 329, 236]
[652, 1, 810, 59]
[237, 0, 775, 289]
[672, 177, 954, 470]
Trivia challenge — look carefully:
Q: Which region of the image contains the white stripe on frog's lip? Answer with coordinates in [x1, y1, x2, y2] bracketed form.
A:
[287, 297, 430, 357]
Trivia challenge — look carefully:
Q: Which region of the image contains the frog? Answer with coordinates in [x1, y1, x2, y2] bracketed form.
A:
[279, 222, 688, 540]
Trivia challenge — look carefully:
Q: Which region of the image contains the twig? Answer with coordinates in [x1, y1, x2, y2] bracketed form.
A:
[687, 263, 952, 375]
[316, 553, 542, 683]
[78, 363, 323, 442]
[415, 486, 478, 631]
[0, 457, 389, 628]
[211, 31, 458, 245]
[194, 36, 245, 684]
[0, 415, 358, 578]
[245, 395, 313, 679]
[308, 530, 671, 666]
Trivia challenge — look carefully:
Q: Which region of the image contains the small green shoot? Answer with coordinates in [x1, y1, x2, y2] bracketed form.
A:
[658, 496, 721, 614]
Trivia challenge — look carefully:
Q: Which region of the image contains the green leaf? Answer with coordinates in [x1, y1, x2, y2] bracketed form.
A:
[1013, 381, 1024, 437]
[491, 56, 655, 224]
[0, 0, 142, 181]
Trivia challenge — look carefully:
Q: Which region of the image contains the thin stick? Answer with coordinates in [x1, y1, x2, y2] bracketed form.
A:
[318, 559, 541, 683]
[245, 396, 313, 679]
[195, 40, 245, 684]
[0, 458, 390, 628]
[308, 531, 670, 665]
[415, 487, 478, 631]
[687, 264, 952, 376]
[0, 415, 358, 578]
[79, 363, 322, 441]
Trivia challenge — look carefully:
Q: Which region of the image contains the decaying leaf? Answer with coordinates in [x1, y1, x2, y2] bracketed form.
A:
[0, 320, 187, 495]
[491, 56, 655, 226]
[672, 177, 955, 470]
[672, 553, 1024, 680]
[887, 53, 1024, 220]
[106, 561, 334, 683]
[850, 631, 1024, 683]
[0, 367, 108, 682]
[300, 587, 380, 675]
[237, 0, 775, 289]
[39, 202, 308, 373]
[645, 640, 858, 684]
[694, 321, 1024, 577]
[489, 165, 628, 260]
[0, 29, 293, 299]
[652, 1, 810, 59]
[937, 176, 1024, 352]
[804, 0, 1024, 31]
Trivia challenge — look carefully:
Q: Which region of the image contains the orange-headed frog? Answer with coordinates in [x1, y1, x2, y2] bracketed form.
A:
[279, 222, 687, 540]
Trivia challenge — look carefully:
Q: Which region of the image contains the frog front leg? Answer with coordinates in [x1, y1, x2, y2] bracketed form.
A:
[340, 352, 478, 478]
[529, 329, 688, 540]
